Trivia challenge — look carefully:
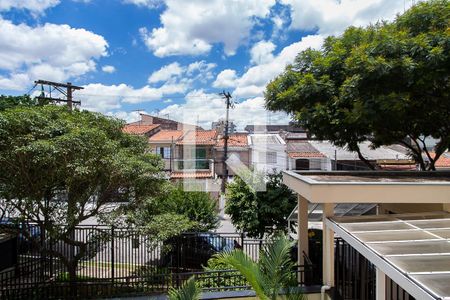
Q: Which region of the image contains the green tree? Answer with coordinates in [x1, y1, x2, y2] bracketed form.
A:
[225, 172, 296, 239]
[0, 105, 164, 284]
[127, 183, 219, 236]
[0, 94, 48, 111]
[265, 0, 450, 170]
[217, 234, 304, 300]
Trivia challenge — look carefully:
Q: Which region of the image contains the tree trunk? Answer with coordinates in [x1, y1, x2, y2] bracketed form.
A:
[67, 261, 78, 299]
[355, 148, 375, 170]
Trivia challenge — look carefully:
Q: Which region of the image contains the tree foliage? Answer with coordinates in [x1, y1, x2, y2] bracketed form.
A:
[225, 172, 296, 239]
[265, 0, 450, 170]
[0, 94, 48, 111]
[0, 105, 164, 282]
[127, 183, 219, 235]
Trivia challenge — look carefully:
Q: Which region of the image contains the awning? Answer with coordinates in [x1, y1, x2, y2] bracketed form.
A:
[326, 212, 450, 300]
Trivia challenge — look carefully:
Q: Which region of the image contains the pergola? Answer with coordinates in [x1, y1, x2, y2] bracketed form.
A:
[282, 171, 450, 300]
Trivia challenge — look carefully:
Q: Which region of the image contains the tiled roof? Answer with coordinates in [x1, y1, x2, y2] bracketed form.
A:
[288, 152, 325, 158]
[177, 130, 217, 145]
[170, 171, 213, 179]
[216, 133, 248, 147]
[123, 124, 160, 135]
[149, 130, 184, 142]
[287, 142, 319, 153]
[379, 164, 417, 171]
[430, 152, 450, 168]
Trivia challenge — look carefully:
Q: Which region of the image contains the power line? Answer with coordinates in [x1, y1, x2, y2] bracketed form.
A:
[35, 80, 83, 110]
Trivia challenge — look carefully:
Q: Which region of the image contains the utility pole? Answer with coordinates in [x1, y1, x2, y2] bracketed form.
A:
[35, 80, 83, 111]
[219, 91, 234, 194]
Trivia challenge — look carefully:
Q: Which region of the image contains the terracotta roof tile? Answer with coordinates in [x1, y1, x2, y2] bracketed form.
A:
[149, 130, 184, 142]
[170, 171, 213, 179]
[216, 133, 248, 147]
[288, 152, 325, 158]
[177, 130, 217, 145]
[123, 124, 160, 135]
[430, 152, 450, 168]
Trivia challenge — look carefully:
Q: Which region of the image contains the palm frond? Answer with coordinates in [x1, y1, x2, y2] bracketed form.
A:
[168, 276, 200, 300]
[259, 234, 296, 297]
[216, 250, 270, 300]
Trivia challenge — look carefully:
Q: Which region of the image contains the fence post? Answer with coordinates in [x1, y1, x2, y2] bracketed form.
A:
[240, 232, 244, 249]
[111, 226, 115, 284]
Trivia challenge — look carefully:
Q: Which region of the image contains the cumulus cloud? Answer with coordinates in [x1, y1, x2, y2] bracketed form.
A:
[0, 18, 108, 91]
[250, 40, 276, 65]
[139, 0, 276, 57]
[214, 35, 324, 99]
[159, 90, 288, 129]
[102, 65, 116, 73]
[148, 60, 216, 86]
[107, 110, 143, 123]
[282, 0, 405, 36]
[0, 0, 60, 15]
[213, 69, 238, 89]
[78, 81, 188, 113]
[148, 62, 183, 83]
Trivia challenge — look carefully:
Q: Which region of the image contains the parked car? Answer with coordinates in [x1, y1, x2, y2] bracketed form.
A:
[162, 233, 235, 270]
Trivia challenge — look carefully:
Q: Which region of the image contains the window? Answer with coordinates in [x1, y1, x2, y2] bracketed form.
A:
[266, 152, 277, 164]
[156, 147, 171, 158]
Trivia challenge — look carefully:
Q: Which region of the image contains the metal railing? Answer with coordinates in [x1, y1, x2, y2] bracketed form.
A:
[0, 226, 321, 299]
[173, 159, 213, 171]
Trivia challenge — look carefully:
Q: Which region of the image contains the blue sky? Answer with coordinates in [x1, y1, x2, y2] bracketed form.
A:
[0, 0, 408, 129]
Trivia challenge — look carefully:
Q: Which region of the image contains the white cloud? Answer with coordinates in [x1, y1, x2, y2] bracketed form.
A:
[0, 0, 59, 15]
[148, 62, 183, 83]
[213, 69, 238, 89]
[159, 90, 288, 129]
[282, 0, 405, 36]
[0, 18, 108, 91]
[123, 0, 161, 8]
[102, 65, 116, 73]
[250, 40, 275, 65]
[107, 110, 143, 123]
[139, 0, 276, 57]
[78, 82, 188, 113]
[148, 60, 216, 86]
[222, 35, 324, 99]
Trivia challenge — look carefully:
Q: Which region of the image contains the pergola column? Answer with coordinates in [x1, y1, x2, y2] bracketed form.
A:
[376, 268, 386, 300]
[297, 195, 309, 266]
[323, 202, 335, 286]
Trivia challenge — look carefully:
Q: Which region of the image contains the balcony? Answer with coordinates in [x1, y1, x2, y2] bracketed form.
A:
[173, 159, 213, 171]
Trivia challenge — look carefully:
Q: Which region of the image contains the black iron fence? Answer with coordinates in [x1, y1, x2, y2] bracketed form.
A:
[334, 237, 376, 300]
[0, 225, 320, 299]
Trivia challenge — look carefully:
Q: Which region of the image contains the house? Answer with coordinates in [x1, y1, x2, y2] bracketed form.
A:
[213, 133, 250, 178]
[304, 140, 415, 171]
[148, 130, 184, 171]
[429, 152, 450, 170]
[171, 130, 218, 180]
[283, 170, 450, 300]
[249, 133, 287, 174]
[286, 141, 329, 171]
[122, 124, 160, 137]
[128, 113, 200, 130]
[244, 122, 305, 134]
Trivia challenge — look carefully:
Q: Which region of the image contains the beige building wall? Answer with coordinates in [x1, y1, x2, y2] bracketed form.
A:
[214, 149, 251, 177]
